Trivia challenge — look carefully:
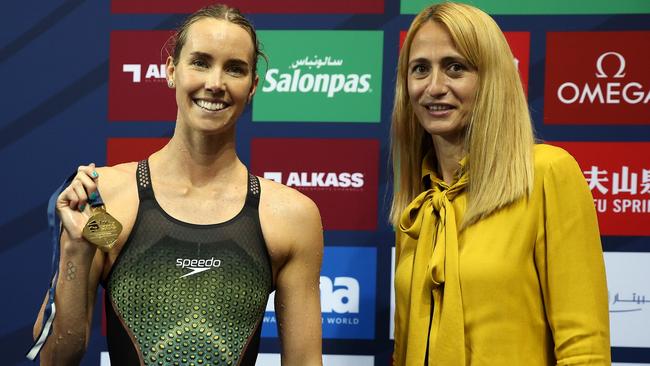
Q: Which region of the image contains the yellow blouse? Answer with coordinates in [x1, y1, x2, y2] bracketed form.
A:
[393, 144, 610, 366]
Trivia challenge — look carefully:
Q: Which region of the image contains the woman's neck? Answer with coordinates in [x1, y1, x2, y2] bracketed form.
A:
[431, 133, 466, 185]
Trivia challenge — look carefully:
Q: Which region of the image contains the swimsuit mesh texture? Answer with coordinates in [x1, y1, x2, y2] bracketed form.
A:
[103, 160, 272, 366]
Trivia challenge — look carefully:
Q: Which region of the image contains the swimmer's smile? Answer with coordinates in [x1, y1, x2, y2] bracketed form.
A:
[194, 98, 230, 112]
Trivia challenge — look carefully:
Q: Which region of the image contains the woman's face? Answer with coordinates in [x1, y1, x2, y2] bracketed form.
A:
[407, 21, 478, 140]
[166, 18, 257, 135]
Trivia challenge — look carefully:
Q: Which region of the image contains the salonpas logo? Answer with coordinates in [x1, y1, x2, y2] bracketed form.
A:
[263, 56, 371, 98]
[253, 31, 383, 123]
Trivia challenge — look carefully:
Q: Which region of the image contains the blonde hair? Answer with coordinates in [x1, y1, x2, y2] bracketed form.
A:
[389, 2, 534, 228]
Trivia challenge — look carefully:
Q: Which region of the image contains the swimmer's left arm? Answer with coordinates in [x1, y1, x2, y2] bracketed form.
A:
[274, 195, 324, 366]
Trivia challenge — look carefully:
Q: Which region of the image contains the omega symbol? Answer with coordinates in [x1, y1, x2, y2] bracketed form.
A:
[595, 51, 626, 79]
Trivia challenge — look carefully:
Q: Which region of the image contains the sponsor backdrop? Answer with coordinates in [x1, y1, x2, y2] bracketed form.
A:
[1, 0, 649, 365]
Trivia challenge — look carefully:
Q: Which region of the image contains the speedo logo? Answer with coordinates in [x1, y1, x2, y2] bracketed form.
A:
[262, 55, 371, 98]
[264, 172, 364, 188]
[176, 257, 221, 278]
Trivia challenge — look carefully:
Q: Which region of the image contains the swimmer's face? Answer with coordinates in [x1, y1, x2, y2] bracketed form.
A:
[166, 18, 258, 135]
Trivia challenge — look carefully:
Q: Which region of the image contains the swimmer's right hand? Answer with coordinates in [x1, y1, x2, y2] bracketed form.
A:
[56, 164, 100, 251]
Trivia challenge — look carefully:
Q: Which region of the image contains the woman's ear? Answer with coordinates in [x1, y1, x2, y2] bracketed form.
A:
[247, 75, 259, 104]
[166, 56, 176, 88]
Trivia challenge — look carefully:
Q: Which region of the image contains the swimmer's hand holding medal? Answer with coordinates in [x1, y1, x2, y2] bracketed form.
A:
[82, 190, 122, 252]
[25, 166, 122, 360]
[73, 169, 122, 252]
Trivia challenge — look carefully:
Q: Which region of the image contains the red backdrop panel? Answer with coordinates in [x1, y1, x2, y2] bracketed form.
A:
[251, 138, 379, 231]
[551, 141, 650, 236]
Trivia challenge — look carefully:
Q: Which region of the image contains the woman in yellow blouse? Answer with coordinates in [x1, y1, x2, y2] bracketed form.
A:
[390, 3, 610, 365]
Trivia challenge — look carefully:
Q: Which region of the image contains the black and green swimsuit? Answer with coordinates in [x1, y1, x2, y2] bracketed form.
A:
[102, 160, 272, 366]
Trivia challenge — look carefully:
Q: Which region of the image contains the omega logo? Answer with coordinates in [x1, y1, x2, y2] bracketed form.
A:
[556, 51, 649, 105]
[595, 51, 626, 79]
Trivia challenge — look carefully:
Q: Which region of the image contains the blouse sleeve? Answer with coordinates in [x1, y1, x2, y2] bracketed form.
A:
[535, 150, 611, 365]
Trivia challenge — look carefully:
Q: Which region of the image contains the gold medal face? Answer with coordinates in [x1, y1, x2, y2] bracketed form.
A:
[82, 210, 122, 252]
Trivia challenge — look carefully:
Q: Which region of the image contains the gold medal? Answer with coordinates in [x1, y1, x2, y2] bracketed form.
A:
[82, 205, 122, 252]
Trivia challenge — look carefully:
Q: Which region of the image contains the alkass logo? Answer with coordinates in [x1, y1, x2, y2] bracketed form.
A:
[545, 32, 650, 124]
[251, 138, 379, 230]
[263, 171, 364, 190]
[176, 257, 222, 278]
[253, 31, 383, 122]
[263, 55, 371, 98]
[122, 64, 166, 83]
[551, 142, 650, 236]
[109, 30, 177, 121]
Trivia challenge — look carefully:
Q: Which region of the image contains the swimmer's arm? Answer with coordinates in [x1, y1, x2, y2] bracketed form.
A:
[33, 165, 104, 365]
[33, 238, 104, 365]
[274, 197, 324, 366]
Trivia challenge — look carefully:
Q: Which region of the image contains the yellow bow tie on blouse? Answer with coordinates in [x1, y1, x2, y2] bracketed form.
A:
[399, 172, 468, 366]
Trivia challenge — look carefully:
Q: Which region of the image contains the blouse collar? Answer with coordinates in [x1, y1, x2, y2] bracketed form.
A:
[421, 150, 469, 189]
